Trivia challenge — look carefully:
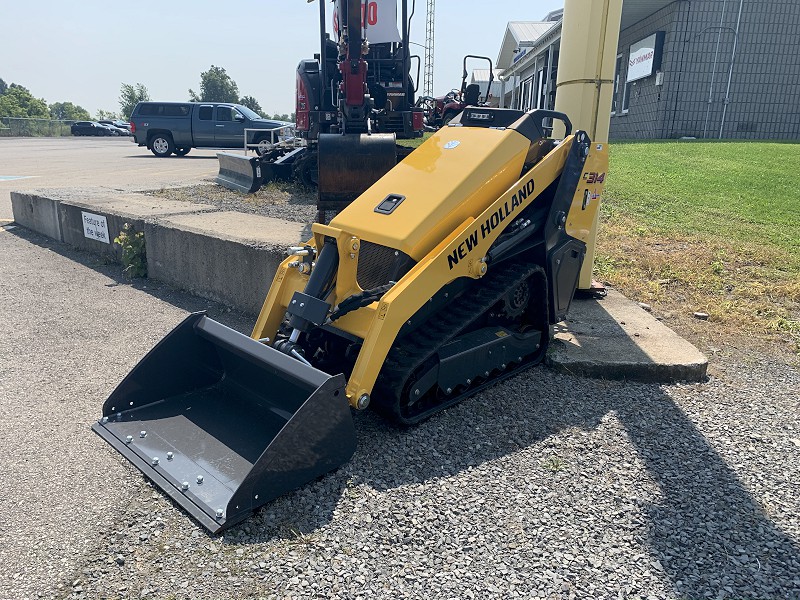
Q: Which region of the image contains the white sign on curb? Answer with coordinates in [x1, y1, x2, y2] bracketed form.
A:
[82, 211, 110, 244]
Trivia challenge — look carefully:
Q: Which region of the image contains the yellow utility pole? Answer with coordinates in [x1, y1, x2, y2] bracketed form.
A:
[554, 0, 623, 289]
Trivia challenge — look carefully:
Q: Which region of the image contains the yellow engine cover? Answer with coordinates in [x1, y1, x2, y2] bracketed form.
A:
[329, 125, 532, 260]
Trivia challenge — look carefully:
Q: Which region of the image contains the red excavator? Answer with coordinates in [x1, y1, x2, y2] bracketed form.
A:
[217, 0, 424, 218]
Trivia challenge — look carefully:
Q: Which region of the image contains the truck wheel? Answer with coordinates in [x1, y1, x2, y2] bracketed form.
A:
[150, 134, 175, 157]
[174, 147, 191, 157]
[442, 111, 459, 126]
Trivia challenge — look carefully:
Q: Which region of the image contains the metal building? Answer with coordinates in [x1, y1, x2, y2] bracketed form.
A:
[496, 0, 800, 140]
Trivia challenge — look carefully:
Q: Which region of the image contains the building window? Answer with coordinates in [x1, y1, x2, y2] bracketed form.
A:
[611, 54, 622, 115]
[536, 67, 545, 109]
[621, 49, 633, 114]
[622, 81, 632, 114]
[521, 77, 533, 111]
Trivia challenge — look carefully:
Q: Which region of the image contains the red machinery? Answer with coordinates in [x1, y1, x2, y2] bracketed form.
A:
[295, 0, 424, 214]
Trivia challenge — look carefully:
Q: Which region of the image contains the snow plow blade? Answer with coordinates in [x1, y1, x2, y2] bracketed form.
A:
[216, 152, 262, 193]
[92, 313, 355, 533]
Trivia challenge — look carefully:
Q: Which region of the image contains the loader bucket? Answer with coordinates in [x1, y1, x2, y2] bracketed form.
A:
[216, 152, 263, 193]
[92, 313, 356, 533]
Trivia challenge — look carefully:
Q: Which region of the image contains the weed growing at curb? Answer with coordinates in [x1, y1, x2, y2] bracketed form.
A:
[114, 223, 147, 278]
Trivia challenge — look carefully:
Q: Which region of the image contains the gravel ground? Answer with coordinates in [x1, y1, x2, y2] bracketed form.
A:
[1, 224, 799, 600]
[148, 181, 319, 224]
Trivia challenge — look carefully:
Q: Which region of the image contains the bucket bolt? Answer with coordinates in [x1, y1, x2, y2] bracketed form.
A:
[139, 431, 147, 438]
[181, 482, 190, 491]
[196, 475, 204, 484]
[125, 435, 133, 444]
[166, 452, 174, 461]
[151, 457, 159, 466]
[215, 508, 224, 519]
[357, 394, 370, 410]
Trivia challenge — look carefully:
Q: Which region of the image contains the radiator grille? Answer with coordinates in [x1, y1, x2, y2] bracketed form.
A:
[356, 241, 414, 290]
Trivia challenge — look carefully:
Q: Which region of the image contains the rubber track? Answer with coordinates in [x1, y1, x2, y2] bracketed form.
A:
[372, 262, 543, 425]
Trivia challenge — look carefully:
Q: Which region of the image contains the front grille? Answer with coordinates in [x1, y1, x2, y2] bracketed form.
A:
[357, 241, 414, 290]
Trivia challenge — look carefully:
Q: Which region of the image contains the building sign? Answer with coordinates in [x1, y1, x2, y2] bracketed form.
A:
[512, 47, 529, 64]
[627, 31, 665, 82]
[333, 0, 401, 44]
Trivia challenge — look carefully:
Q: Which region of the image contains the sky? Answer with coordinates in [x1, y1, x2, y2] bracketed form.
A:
[0, 0, 562, 118]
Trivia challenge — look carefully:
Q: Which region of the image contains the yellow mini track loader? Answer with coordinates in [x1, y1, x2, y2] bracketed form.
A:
[93, 106, 608, 533]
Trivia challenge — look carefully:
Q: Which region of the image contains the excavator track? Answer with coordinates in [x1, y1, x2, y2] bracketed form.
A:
[373, 262, 547, 425]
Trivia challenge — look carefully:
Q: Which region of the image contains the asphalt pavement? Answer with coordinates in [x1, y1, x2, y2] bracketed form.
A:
[0, 137, 220, 221]
[0, 224, 252, 599]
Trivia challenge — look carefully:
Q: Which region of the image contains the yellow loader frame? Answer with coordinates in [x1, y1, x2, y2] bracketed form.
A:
[253, 129, 608, 408]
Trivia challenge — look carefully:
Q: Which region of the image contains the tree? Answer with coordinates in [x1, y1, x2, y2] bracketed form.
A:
[0, 84, 49, 118]
[189, 66, 239, 103]
[96, 109, 120, 120]
[271, 113, 295, 122]
[239, 95, 264, 116]
[118, 83, 150, 120]
[0, 78, 7, 96]
[49, 101, 91, 121]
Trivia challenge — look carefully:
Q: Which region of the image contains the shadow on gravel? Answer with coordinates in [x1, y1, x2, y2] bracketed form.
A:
[613, 390, 800, 597]
[11, 226, 799, 597]
[236, 349, 800, 596]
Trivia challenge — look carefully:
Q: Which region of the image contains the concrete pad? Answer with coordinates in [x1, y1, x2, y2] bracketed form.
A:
[145, 212, 311, 315]
[546, 289, 708, 383]
[58, 193, 217, 260]
[10, 192, 62, 241]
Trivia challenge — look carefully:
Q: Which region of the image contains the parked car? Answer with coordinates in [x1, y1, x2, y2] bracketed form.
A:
[129, 101, 286, 157]
[98, 121, 132, 136]
[71, 121, 114, 136]
[98, 119, 132, 133]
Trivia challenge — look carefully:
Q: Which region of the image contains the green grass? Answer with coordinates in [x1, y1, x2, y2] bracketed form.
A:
[598, 141, 800, 355]
[396, 131, 433, 149]
[605, 141, 800, 266]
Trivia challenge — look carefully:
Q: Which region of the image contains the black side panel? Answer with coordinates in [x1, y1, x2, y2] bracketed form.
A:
[544, 131, 591, 322]
[356, 241, 415, 290]
[548, 239, 586, 321]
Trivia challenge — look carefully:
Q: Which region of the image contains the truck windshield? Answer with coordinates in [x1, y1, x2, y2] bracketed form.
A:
[237, 106, 263, 120]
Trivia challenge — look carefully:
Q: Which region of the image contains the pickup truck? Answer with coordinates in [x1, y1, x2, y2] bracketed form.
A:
[129, 101, 287, 157]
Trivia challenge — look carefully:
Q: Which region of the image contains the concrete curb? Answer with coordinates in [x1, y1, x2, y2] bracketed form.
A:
[59, 194, 218, 262]
[146, 212, 309, 315]
[546, 289, 708, 383]
[11, 192, 62, 241]
[9, 189, 306, 315]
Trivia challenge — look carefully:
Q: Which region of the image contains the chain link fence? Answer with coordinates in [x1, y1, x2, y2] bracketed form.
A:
[0, 117, 77, 137]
